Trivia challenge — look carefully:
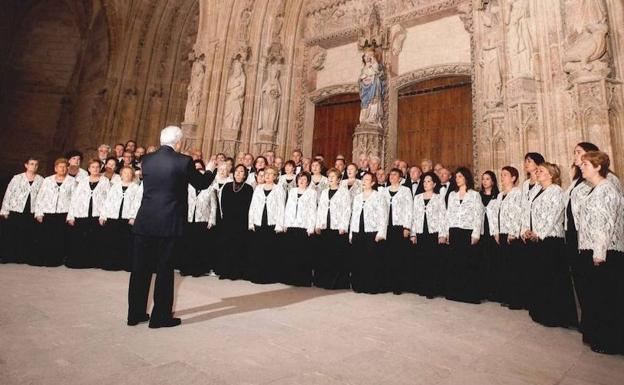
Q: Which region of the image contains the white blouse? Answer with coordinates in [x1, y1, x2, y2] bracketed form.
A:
[381, 185, 413, 229]
[350, 190, 389, 241]
[607, 172, 624, 196]
[441, 190, 484, 239]
[482, 195, 499, 236]
[67, 178, 110, 220]
[566, 172, 623, 232]
[188, 184, 217, 225]
[577, 179, 624, 262]
[1, 173, 44, 215]
[315, 187, 351, 232]
[284, 187, 317, 234]
[340, 179, 362, 200]
[100, 182, 142, 220]
[411, 193, 446, 236]
[310, 175, 329, 198]
[521, 184, 565, 240]
[248, 184, 286, 231]
[278, 174, 297, 192]
[564, 178, 592, 231]
[490, 187, 523, 237]
[102, 173, 122, 185]
[34, 175, 76, 217]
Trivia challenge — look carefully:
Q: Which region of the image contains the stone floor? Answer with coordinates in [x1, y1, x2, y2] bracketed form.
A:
[1, 265, 623, 385]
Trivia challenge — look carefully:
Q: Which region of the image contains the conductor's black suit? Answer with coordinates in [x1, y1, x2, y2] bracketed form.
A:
[128, 145, 214, 326]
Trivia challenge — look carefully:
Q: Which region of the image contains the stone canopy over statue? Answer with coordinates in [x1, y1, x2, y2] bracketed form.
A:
[358, 48, 385, 128]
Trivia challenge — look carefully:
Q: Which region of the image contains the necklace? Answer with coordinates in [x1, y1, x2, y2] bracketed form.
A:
[232, 182, 244, 193]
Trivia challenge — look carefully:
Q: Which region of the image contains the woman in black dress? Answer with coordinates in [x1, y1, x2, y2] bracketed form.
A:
[521, 162, 577, 328]
[564, 142, 599, 331]
[380, 168, 413, 294]
[577, 151, 624, 354]
[349, 172, 388, 294]
[440, 167, 484, 304]
[490, 166, 523, 308]
[179, 160, 218, 277]
[281, 172, 317, 286]
[33, 158, 76, 267]
[66, 159, 110, 269]
[278, 160, 297, 192]
[340, 163, 362, 200]
[99, 166, 142, 271]
[314, 168, 351, 289]
[411, 171, 445, 298]
[218, 164, 253, 280]
[478, 171, 499, 301]
[247, 166, 285, 284]
[0, 157, 43, 264]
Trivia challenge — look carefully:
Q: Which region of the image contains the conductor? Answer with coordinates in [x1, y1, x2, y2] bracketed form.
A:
[127, 126, 215, 328]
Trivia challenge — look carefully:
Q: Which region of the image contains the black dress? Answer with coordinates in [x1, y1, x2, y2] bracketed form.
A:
[580, 250, 624, 353]
[179, 188, 213, 277]
[525, 191, 578, 328]
[218, 182, 253, 280]
[494, 193, 515, 307]
[281, 193, 313, 287]
[1, 181, 36, 264]
[565, 178, 587, 327]
[314, 189, 350, 290]
[478, 192, 498, 301]
[528, 236, 578, 328]
[351, 201, 382, 294]
[66, 182, 103, 269]
[445, 200, 481, 304]
[36, 182, 68, 267]
[384, 190, 410, 294]
[247, 188, 279, 284]
[510, 183, 538, 309]
[414, 198, 442, 298]
[211, 182, 225, 276]
[101, 186, 133, 271]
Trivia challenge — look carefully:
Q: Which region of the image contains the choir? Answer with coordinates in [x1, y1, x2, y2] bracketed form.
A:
[1, 141, 623, 355]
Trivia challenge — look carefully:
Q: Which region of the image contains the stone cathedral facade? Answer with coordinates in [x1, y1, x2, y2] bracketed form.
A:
[1, 0, 623, 185]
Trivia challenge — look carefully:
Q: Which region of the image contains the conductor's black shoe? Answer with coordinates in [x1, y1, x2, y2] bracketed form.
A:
[127, 314, 150, 326]
[149, 317, 181, 329]
[590, 344, 617, 355]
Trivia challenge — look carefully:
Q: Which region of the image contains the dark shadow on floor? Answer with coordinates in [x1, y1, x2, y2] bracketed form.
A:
[176, 286, 347, 325]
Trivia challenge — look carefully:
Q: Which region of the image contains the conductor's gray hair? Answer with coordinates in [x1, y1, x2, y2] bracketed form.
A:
[160, 126, 183, 147]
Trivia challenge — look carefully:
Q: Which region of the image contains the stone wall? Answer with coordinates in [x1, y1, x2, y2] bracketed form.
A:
[1, 0, 622, 186]
[0, 0, 198, 176]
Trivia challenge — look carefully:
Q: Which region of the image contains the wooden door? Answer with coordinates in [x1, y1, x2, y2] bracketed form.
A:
[397, 76, 472, 172]
[313, 93, 360, 165]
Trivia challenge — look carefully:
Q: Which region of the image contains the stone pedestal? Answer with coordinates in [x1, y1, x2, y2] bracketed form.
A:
[217, 128, 242, 156]
[352, 123, 384, 163]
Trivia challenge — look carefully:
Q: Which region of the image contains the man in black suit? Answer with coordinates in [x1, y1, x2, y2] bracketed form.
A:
[128, 126, 215, 328]
[404, 165, 424, 197]
[438, 167, 454, 207]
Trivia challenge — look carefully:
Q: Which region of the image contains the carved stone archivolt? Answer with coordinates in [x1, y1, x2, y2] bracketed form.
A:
[309, 83, 359, 103]
[391, 63, 472, 89]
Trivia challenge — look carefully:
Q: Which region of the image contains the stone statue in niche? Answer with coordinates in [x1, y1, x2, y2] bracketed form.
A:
[222, 59, 246, 134]
[389, 24, 406, 56]
[358, 48, 385, 127]
[480, 2, 503, 108]
[563, 0, 609, 77]
[258, 63, 281, 133]
[504, 0, 534, 78]
[184, 51, 205, 123]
